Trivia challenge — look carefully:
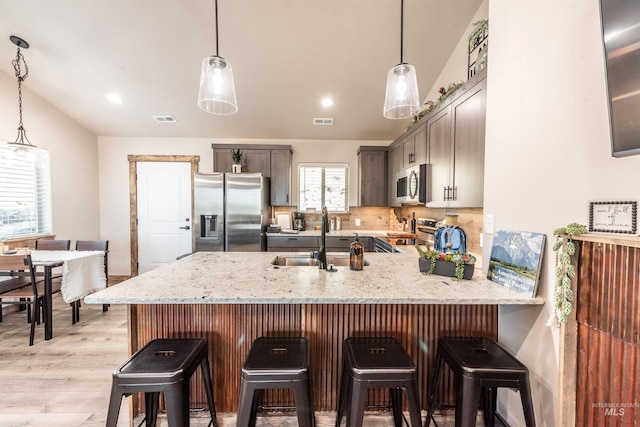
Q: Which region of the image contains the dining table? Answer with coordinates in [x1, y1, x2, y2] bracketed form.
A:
[30, 250, 106, 340]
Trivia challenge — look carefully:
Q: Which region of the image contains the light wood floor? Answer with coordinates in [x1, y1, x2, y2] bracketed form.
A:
[0, 294, 474, 427]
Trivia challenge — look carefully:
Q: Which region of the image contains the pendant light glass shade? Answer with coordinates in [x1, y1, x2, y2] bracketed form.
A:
[198, 55, 238, 115]
[383, 63, 420, 119]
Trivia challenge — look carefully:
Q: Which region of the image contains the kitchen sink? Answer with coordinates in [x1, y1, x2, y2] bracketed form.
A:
[271, 255, 369, 267]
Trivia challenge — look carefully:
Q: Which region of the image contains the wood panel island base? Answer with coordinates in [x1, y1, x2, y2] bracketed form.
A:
[85, 252, 544, 416]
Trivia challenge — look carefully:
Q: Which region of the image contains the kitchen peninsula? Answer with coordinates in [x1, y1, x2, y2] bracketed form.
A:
[86, 250, 544, 414]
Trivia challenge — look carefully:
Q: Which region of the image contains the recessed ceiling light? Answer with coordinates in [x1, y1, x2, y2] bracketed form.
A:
[106, 93, 123, 104]
[321, 97, 333, 108]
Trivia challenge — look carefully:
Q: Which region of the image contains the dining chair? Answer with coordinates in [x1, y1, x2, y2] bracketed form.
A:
[35, 239, 71, 250]
[75, 240, 109, 314]
[0, 254, 60, 345]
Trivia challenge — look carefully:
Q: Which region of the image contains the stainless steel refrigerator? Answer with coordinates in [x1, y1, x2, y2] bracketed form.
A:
[194, 172, 270, 252]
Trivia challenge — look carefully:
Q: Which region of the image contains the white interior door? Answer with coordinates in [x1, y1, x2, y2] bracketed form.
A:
[137, 162, 191, 273]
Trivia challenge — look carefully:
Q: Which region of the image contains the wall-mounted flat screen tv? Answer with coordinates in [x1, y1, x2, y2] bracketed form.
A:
[599, 0, 640, 157]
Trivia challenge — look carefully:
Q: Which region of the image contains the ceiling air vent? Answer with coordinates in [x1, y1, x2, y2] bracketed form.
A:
[313, 118, 334, 126]
[153, 115, 178, 123]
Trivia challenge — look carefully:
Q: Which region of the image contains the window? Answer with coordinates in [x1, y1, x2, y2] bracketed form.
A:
[0, 146, 52, 240]
[299, 164, 349, 212]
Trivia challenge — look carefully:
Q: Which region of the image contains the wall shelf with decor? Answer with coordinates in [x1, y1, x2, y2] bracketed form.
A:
[468, 19, 488, 79]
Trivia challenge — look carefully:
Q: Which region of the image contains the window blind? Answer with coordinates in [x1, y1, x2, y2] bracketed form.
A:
[0, 147, 52, 240]
[299, 164, 348, 212]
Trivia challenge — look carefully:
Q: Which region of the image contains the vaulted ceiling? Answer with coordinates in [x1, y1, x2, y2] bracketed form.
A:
[0, 0, 482, 141]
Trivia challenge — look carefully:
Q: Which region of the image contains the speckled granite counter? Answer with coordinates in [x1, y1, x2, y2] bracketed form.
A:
[85, 250, 543, 305]
[84, 250, 543, 414]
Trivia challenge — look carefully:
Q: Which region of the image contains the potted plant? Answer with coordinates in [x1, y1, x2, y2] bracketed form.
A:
[231, 149, 243, 173]
[415, 244, 476, 280]
[547, 222, 587, 326]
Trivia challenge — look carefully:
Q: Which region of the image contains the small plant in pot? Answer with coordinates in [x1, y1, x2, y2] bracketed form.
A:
[415, 244, 476, 280]
[231, 149, 243, 173]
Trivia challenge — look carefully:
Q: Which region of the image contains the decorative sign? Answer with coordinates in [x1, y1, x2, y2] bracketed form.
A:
[588, 201, 637, 234]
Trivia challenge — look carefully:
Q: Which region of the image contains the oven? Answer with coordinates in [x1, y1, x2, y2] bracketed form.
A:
[415, 218, 439, 247]
[396, 163, 429, 205]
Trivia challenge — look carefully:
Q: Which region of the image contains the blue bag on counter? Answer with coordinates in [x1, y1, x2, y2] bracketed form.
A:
[434, 226, 467, 253]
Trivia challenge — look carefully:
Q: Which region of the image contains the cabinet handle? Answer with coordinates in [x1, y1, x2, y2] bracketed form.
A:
[443, 186, 457, 201]
[287, 237, 298, 241]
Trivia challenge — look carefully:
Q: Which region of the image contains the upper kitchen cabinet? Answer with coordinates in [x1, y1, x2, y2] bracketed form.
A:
[212, 144, 293, 206]
[387, 145, 403, 207]
[357, 146, 388, 207]
[214, 148, 270, 176]
[402, 125, 427, 167]
[270, 149, 292, 206]
[426, 72, 487, 207]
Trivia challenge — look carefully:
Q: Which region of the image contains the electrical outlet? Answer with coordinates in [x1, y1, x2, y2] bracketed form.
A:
[355, 218, 361, 226]
[484, 214, 495, 234]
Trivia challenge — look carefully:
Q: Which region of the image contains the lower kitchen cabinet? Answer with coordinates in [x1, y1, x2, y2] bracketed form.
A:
[267, 235, 319, 252]
[268, 235, 374, 252]
[326, 235, 373, 252]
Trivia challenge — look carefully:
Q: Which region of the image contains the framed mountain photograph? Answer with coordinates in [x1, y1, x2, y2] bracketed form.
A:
[487, 230, 546, 297]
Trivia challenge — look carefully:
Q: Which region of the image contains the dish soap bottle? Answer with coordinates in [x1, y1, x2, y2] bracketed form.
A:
[349, 233, 364, 271]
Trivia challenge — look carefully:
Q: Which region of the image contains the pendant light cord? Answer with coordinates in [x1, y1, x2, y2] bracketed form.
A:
[215, 0, 219, 57]
[400, 0, 404, 64]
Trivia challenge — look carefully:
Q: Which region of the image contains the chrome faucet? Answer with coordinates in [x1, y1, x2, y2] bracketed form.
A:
[311, 206, 329, 269]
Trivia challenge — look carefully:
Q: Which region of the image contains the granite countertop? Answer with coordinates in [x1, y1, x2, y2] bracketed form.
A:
[85, 251, 545, 306]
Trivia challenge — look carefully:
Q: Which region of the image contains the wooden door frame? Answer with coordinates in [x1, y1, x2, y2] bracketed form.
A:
[128, 155, 200, 277]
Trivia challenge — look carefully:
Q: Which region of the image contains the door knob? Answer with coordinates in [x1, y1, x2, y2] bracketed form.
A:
[179, 225, 191, 230]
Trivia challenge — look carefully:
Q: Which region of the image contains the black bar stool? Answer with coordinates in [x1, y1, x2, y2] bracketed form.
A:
[426, 336, 536, 427]
[236, 336, 315, 427]
[336, 336, 422, 427]
[105, 338, 217, 427]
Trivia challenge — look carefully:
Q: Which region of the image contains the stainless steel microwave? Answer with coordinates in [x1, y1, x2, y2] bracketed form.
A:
[396, 163, 429, 204]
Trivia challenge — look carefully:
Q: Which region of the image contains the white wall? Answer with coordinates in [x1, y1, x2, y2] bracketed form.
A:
[0, 71, 100, 243]
[97, 137, 389, 275]
[425, 1, 640, 425]
[486, 1, 640, 426]
[423, 1, 489, 104]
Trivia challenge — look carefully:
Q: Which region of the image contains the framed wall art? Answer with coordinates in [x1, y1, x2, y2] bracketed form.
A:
[588, 201, 637, 234]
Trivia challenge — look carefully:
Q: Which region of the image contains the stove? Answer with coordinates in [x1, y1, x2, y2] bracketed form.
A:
[415, 218, 439, 245]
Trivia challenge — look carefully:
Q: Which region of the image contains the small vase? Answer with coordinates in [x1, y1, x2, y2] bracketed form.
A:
[232, 164, 242, 173]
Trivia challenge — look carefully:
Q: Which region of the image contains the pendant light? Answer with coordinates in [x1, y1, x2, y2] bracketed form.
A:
[8, 36, 37, 149]
[197, 0, 238, 115]
[383, 0, 420, 119]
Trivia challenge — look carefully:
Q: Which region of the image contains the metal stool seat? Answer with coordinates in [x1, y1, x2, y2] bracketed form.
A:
[426, 336, 536, 427]
[106, 338, 217, 427]
[336, 337, 422, 427]
[237, 336, 315, 427]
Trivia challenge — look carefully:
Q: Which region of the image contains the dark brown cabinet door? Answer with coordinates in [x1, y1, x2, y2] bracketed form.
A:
[427, 106, 453, 205]
[358, 149, 387, 207]
[270, 149, 292, 206]
[451, 79, 486, 207]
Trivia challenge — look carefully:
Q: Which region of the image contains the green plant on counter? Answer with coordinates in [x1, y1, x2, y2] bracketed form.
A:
[231, 149, 243, 164]
[415, 244, 476, 280]
[551, 222, 588, 324]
